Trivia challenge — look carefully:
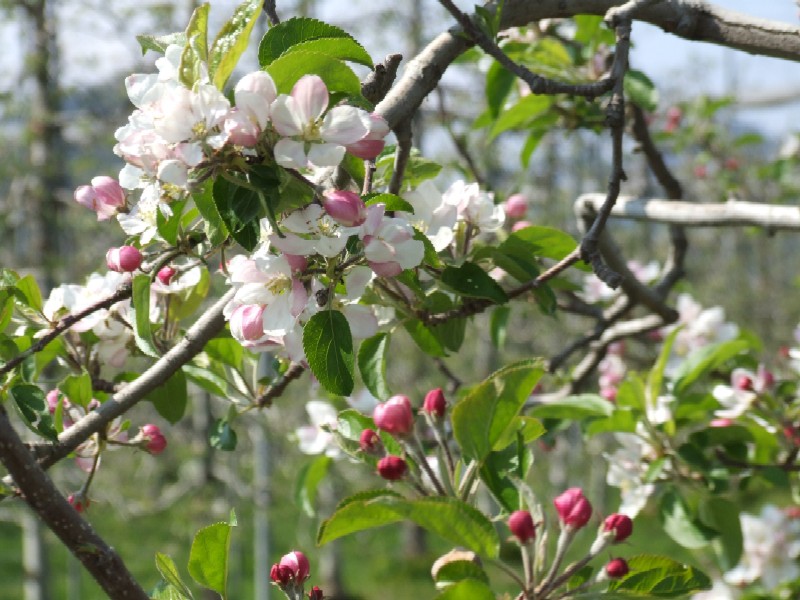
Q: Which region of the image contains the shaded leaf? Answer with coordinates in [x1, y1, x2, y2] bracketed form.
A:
[303, 310, 354, 395]
[358, 332, 391, 400]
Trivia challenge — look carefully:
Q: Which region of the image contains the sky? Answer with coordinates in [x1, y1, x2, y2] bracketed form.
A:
[1, 0, 798, 137]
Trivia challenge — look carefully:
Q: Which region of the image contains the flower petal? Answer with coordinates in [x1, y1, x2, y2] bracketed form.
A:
[292, 75, 329, 123]
[274, 138, 308, 169]
[320, 106, 370, 144]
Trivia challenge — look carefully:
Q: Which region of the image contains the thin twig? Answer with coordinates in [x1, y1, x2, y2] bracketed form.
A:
[388, 120, 413, 195]
[263, 0, 280, 26]
[438, 0, 615, 99]
[256, 362, 305, 407]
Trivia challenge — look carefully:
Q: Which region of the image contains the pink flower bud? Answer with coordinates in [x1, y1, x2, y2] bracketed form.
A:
[605, 557, 630, 579]
[279, 551, 310, 582]
[308, 586, 324, 600]
[323, 190, 367, 227]
[511, 220, 532, 232]
[504, 194, 528, 219]
[270, 564, 292, 586]
[422, 388, 447, 419]
[230, 304, 266, 342]
[710, 418, 734, 428]
[554, 487, 592, 529]
[140, 424, 167, 455]
[724, 157, 740, 171]
[68, 493, 90, 513]
[373, 395, 415, 436]
[346, 113, 389, 160]
[106, 246, 142, 273]
[224, 109, 260, 147]
[74, 176, 126, 221]
[603, 513, 633, 543]
[508, 510, 536, 543]
[157, 266, 177, 285]
[359, 428, 383, 455]
[377, 455, 408, 481]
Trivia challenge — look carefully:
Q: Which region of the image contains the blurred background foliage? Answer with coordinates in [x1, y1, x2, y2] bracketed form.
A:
[0, 0, 799, 598]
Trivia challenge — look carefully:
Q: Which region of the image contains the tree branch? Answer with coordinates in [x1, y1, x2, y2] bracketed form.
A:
[34, 288, 235, 472]
[0, 406, 149, 598]
[576, 194, 800, 230]
[376, 0, 800, 129]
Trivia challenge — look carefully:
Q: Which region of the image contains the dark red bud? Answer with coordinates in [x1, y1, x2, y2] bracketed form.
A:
[422, 388, 447, 418]
[606, 558, 630, 579]
[508, 510, 536, 543]
[377, 455, 407, 481]
[603, 513, 633, 543]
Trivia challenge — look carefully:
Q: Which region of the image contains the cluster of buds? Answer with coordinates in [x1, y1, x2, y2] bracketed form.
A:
[508, 488, 635, 596]
[365, 390, 453, 494]
[270, 551, 323, 599]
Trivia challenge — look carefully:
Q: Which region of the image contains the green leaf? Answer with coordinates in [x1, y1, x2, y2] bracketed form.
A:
[212, 176, 267, 252]
[187, 519, 236, 596]
[607, 554, 711, 597]
[258, 17, 365, 66]
[480, 440, 532, 512]
[303, 310, 354, 396]
[295, 455, 332, 517]
[625, 70, 659, 112]
[169, 268, 211, 321]
[403, 319, 446, 357]
[183, 365, 228, 398]
[659, 491, 716, 549]
[699, 497, 742, 570]
[486, 61, 515, 118]
[358, 332, 391, 400]
[672, 340, 750, 395]
[59, 372, 92, 409]
[336, 408, 402, 456]
[131, 274, 159, 358]
[441, 262, 508, 304]
[364, 192, 414, 213]
[179, 4, 210, 87]
[489, 94, 552, 140]
[318, 492, 500, 557]
[209, 0, 262, 89]
[434, 578, 494, 599]
[148, 370, 188, 424]
[155, 553, 194, 600]
[317, 490, 406, 545]
[156, 199, 186, 246]
[8, 385, 57, 441]
[529, 394, 613, 420]
[647, 327, 679, 406]
[493, 415, 545, 450]
[434, 559, 489, 587]
[205, 338, 244, 369]
[279, 38, 372, 68]
[136, 32, 186, 56]
[151, 581, 191, 600]
[490, 305, 510, 349]
[500, 225, 587, 267]
[265, 51, 361, 97]
[452, 359, 545, 462]
[15, 275, 43, 312]
[209, 418, 238, 451]
[194, 180, 229, 247]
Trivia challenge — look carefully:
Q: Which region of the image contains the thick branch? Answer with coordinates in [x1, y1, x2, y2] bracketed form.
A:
[377, 0, 800, 128]
[577, 194, 800, 230]
[36, 289, 235, 471]
[0, 407, 149, 599]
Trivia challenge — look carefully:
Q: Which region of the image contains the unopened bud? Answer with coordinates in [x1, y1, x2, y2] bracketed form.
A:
[508, 510, 536, 544]
[279, 551, 310, 582]
[323, 190, 367, 227]
[157, 266, 177, 285]
[422, 388, 447, 419]
[377, 455, 407, 481]
[140, 424, 167, 455]
[605, 557, 630, 579]
[554, 487, 592, 529]
[603, 513, 633, 543]
[503, 194, 528, 219]
[373, 395, 415, 436]
[68, 492, 90, 513]
[106, 246, 142, 273]
[308, 586, 324, 600]
[359, 428, 383, 455]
